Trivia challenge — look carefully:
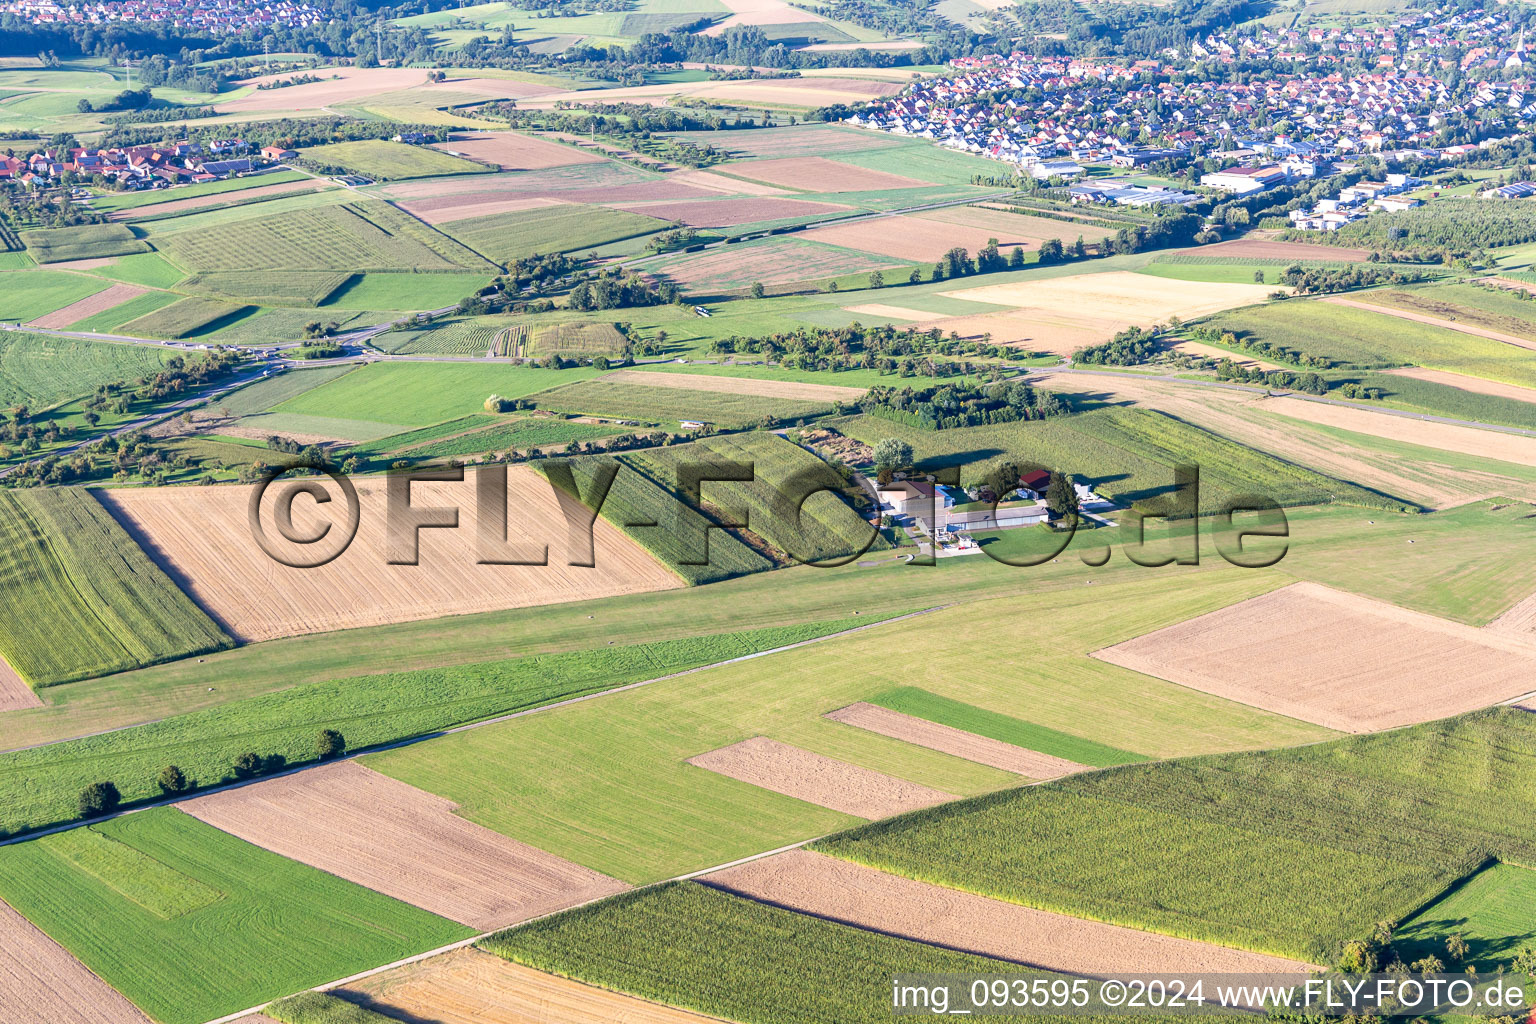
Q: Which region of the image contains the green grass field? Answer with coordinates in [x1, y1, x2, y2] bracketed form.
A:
[0, 329, 174, 408]
[300, 139, 488, 180]
[207, 307, 398, 346]
[177, 270, 354, 307]
[117, 295, 252, 338]
[0, 489, 231, 686]
[0, 620, 866, 836]
[217, 364, 363, 415]
[2, 268, 113, 323]
[366, 571, 1329, 883]
[152, 200, 496, 273]
[1395, 862, 1536, 966]
[0, 807, 471, 1024]
[20, 223, 148, 263]
[63, 289, 179, 332]
[868, 687, 1147, 767]
[272, 361, 602, 427]
[86, 170, 309, 213]
[90, 251, 185, 288]
[390, 415, 621, 459]
[1357, 283, 1536, 341]
[438, 203, 670, 263]
[530, 377, 835, 428]
[321, 271, 491, 310]
[346, 413, 496, 456]
[816, 710, 1536, 964]
[485, 882, 1147, 1024]
[1202, 300, 1536, 388]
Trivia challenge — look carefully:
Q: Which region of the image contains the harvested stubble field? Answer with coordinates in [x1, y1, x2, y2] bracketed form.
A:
[0, 807, 471, 1024]
[663, 123, 902, 160]
[1094, 581, 1536, 732]
[0, 488, 231, 686]
[180, 762, 628, 929]
[815, 710, 1536, 964]
[24, 281, 145, 329]
[152, 201, 496, 273]
[610, 196, 849, 228]
[396, 194, 565, 226]
[687, 736, 954, 818]
[905, 307, 1132, 355]
[604, 368, 863, 401]
[522, 77, 900, 111]
[800, 213, 1036, 262]
[1175, 238, 1370, 262]
[723, 155, 926, 192]
[943, 271, 1278, 323]
[98, 469, 683, 642]
[917, 205, 1116, 245]
[218, 65, 555, 114]
[1267, 394, 1536, 464]
[825, 703, 1088, 779]
[706, 850, 1317, 976]
[653, 237, 898, 292]
[110, 179, 321, 221]
[300, 140, 486, 181]
[0, 897, 151, 1024]
[667, 168, 790, 196]
[337, 948, 722, 1024]
[533, 376, 836, 427]
[434, 130, 603, 170]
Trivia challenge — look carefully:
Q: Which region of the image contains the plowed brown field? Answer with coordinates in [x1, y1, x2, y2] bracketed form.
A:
[609, 196, 848, 228]
[180, 762, 627, 929]
[687, 737, 953, 819]
[337, 948, 726, 1024]
[604, 369, 864, 400]
[98, 467, 682, 642]
[399, 195, 567, 225]
[705, 851, 1319, 978]
[800, 214, 1034, 262]
[1094, 581, 1536, 731]
[25, 283, 146, 329]
[0, 897, 151, 1023]
[433, 131, 603, 170]
[825, 703, 1088, 778]
[0, 655, 41, 712]
[725, 156, 927, 191]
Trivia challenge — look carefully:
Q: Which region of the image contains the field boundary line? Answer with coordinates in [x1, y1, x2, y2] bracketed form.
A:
[0, 606, 947, 852]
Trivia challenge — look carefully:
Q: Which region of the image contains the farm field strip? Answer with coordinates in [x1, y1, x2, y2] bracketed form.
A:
[686, 736, 955, 819]
[1322, 296, 1536, 352]
[179, 762, 629, 930]
[110, 179, 324, 221]
[605, 368, 864, 400]
[1094, 581, 1536, 732]
[705, 849, 1320, 977]
[24, 282, 146, 329]
[332, 948, 724, 1024]
[1174, 239, 1370, 262]
[824, 703, 1089, 779]
[0, 656, 42, 712]
[432, 130, 606, 170]
[1268, 395, 1536, 464]
[0, 897, 151, 1024]
[1384, 366, 1536, 403]
[941, 270, 1278, 320]
[721, 155, 926, 192]
[98, 470, 683, 642]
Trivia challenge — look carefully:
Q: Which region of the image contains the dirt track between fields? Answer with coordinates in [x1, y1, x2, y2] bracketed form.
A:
[688, 737, 954, 819]
[826, 703, 1089, 778]
[180, 762, 628, 929]
[705, 850, 1320, 978]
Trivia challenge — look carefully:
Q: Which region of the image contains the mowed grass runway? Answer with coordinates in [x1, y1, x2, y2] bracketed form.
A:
[0, 807, 471, 1024]
[365, 570, 1332, 883]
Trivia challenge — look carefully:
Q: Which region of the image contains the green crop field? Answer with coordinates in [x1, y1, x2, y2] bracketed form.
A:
[838, 407, 1406, 514]
[1395, 863, 1536, 965]
[485, 882, 1150, 1024]
[530, 377, 835, 428]
[366, 571, 1328, 883]
[377, 315, 499, 355]
[529, 321, 628, 356]
[1337, 370, 1536, 430]
[300, 139, 488, 180]
[1357, 283, 1536, 341]
[64, 289, 179, 332]
[20, 223, 149, 263]
[91, 251, 185, 288]
[0, 329, 174, 408]
[271, 361, 601, 426]
[0, 807, 471, 1024]
[1201, 300, 1536, 388]
[218, 364, 363, 415]
[816, 709, 1536, 965]
[625, 431, 887, 564]
[0, 489, 230, 687]
[437, 203, 670, 264]
[85, 170, 310, 213]
[346, 413, 497, 456]
[0, 621, 865, 837]
[868, 687, 1147, 767]
[176, 270, 354, 307]
[268, 992, 397, 1024]
[117, 295, 252, 338]
[392, 415, 622, 459]
[543, 454, 772, 584]
[208, 307, 398, 346]
[2, 268, 114, 322]
[321, 271, 492, 310]
[151, 201, 497, 273]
